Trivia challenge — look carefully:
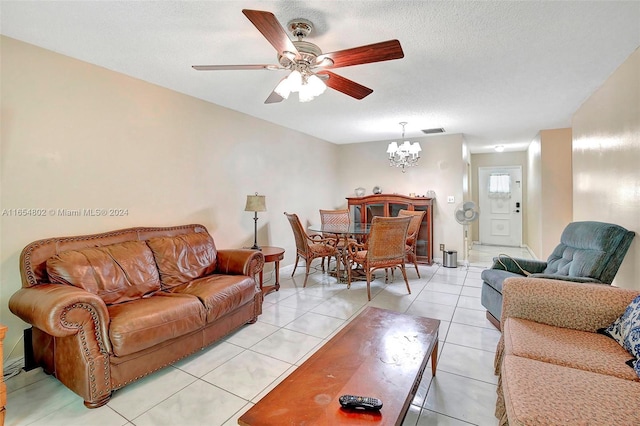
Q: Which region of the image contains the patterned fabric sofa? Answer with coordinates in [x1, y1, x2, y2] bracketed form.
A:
[9, 224, 264, 408]
[494, 277, 640, 425]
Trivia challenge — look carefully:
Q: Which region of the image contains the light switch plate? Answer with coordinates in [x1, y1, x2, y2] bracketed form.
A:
[447, 196, 455, 203]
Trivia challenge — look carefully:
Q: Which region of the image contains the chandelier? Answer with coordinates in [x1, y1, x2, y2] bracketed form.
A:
[387, 122, 422, 172]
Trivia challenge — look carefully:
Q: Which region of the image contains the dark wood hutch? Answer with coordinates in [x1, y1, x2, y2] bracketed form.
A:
[346, 194, 434, 265]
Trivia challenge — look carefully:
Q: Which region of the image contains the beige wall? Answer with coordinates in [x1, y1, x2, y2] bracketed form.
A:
[470, 151, 528, 244]
[336, 133, 467, 262]
[526, 128, 573, 259]
[572, 47, 639, 290]
[0, 36, 339, 355]
[527, 136, 543, 256]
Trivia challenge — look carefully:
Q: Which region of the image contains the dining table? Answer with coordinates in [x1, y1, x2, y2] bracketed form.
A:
[308, 223, 372, 283]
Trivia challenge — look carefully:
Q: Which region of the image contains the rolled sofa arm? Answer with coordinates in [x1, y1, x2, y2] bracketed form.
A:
[216, 249, 264, 278]
[501, 277, 639, 332]
[9, 284, 111, 353]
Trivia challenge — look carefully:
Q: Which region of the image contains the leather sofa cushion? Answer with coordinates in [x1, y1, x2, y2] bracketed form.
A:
[167, 274, 256, 323]
[108, 292, 206, 357]
[46, 240, 161, 305]
[147, 232, 217, 289]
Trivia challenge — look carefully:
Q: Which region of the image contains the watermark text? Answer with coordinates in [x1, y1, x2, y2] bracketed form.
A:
[2, 208, 129, 217]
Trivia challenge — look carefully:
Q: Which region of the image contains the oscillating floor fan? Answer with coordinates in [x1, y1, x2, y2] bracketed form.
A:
[454, 201, 480, 267]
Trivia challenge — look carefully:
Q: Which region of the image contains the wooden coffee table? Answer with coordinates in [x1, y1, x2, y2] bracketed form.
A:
[238, 307, 439, 426]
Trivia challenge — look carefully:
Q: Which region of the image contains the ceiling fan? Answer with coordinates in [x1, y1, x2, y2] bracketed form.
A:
[192, 9, 404, 103]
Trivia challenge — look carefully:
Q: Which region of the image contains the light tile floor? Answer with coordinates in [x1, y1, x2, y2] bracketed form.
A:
[5, 244, 533, 426]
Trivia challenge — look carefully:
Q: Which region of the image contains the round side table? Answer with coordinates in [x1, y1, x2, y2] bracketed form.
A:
[258, 246, 285, 295]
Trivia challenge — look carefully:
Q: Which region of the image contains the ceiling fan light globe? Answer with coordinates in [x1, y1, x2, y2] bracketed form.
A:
[306, 74, 326, 96]
[298, 90, 315, 102]
[274, 79, 292, 99]
[287, 70, 303, 92]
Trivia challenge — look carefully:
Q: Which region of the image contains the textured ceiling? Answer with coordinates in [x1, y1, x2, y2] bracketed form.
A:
[1, 1, 639, 153]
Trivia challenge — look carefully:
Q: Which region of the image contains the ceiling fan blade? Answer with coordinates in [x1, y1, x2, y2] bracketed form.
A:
[192, 64, 280, 71]
[265, 91, 285, 104]
[317, 71, 373, 100]
[317, 40, 404, 69]
[242, 9, 299, 58]
[265, 76, 287, 104]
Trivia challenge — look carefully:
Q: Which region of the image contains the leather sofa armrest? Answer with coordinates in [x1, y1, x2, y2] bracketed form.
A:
[8, 284, 111, 351]
[501, 277, 639, 332]
[490, 257, 547, 275]
[215, 249, 264, 278]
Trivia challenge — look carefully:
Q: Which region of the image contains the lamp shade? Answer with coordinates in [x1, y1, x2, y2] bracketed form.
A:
[245, 193, 267, 212]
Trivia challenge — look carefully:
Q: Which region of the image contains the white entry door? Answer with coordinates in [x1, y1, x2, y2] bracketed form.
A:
[478, 166, 523, 246]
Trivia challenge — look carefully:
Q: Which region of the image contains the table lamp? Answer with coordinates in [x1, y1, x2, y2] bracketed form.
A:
[245, 192, 267, 250]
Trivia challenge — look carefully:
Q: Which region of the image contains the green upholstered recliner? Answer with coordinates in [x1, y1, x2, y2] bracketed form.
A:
[480, 221, 635, 327]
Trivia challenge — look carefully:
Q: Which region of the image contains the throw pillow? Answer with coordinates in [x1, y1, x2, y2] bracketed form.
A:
[599, 294, 640, 378]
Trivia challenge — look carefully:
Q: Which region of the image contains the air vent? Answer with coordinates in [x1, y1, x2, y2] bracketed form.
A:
[421, 128, 445, 134]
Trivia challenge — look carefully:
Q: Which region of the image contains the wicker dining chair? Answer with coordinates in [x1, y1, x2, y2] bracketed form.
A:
[284, 212, 338, 287]
[345, 216, 412, 301]
[319, 209, 357, 270]
[398, 209, 427, 277]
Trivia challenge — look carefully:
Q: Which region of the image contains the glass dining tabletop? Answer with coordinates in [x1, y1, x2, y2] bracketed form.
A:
[308, 223, 372, 235]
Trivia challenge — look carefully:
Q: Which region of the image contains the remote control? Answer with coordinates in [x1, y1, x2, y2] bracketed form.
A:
[339, 395, 383, 411]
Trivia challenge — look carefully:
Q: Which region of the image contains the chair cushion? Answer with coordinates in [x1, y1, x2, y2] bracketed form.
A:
[353, 250, 367, 263]
[108, 292, 206, 357]
[47, 240, 161, 305]
[503, 317, 638, 381]
[309, 243, 336, 257]
[147, 232, 217, 289]
[543, 244, 607, 277]
[599, 294, 640, 377]
[480, 269, 522, 293]
[501, 355, 640, 425]
[167, 274, 257, 323]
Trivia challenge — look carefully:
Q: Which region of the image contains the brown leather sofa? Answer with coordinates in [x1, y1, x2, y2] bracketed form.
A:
[9, 224, 264, 408]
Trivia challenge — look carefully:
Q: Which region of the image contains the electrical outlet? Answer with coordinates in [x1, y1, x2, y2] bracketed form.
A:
[439, 244, 445, 251]
[447, 196, 455, 203]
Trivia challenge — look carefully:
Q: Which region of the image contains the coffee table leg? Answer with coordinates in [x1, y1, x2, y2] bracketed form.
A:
[431, 340, 438, 376]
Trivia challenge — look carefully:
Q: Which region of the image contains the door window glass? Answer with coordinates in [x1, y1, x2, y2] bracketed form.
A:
[489, 173, 511, 198]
